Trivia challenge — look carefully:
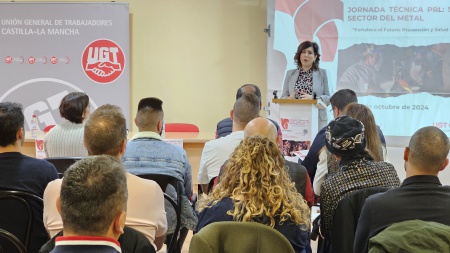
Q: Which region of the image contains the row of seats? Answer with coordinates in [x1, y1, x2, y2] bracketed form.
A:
[0, 158, 187, 253]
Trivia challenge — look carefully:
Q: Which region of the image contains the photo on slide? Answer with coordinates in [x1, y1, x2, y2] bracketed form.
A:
[337, 43, 450, 97]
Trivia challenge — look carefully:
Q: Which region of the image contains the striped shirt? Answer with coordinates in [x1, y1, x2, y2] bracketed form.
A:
[44, 120, 88, 157]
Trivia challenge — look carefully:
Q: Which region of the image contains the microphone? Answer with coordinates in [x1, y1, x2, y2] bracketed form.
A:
[273, 90, 278, 99]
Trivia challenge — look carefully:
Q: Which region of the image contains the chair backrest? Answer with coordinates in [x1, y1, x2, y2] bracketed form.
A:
[189, 221, 295, 253]
[45, 157, 82, 178]
[164, 123, 199, 132]
[136, 174, 182, 253]
[331, 186, 389, 253]
[0, 229, 27, 253]
[0, 190, 44, 253]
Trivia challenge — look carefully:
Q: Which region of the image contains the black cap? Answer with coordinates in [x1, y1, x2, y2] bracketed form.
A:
[325, 115, 366, 157]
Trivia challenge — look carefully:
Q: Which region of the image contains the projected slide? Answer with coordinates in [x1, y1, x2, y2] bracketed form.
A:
[269, 0, 450, 136]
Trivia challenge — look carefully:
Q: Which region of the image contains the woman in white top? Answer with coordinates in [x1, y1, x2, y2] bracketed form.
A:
[44, 92, 90, 157]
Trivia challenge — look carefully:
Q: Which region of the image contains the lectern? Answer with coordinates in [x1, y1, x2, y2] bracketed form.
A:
[272, 99, 326, 160]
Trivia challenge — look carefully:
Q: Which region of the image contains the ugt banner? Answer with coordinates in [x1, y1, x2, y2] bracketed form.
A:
[0, 2, 130, 130]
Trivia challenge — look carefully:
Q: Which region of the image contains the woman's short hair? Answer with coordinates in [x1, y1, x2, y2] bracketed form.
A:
[294, 41, 320, 70]
[59, 92, 89, 124]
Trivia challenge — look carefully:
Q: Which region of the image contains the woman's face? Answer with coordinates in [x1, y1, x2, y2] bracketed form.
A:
[300, 46, 317, 69]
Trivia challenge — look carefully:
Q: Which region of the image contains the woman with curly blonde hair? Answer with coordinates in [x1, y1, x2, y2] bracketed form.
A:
[196, 136, 311, 253]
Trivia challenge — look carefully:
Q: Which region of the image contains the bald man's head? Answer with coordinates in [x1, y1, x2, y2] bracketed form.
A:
[244, 117, 277, 142]
[407, 126, 449, 174]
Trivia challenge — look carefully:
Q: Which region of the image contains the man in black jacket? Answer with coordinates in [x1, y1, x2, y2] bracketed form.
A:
[354, 126, 450, 252]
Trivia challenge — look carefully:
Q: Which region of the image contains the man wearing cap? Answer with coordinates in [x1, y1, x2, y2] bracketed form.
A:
[319, 115, 400, 240]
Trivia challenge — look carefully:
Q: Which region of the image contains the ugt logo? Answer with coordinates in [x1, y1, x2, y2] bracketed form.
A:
[82, 39, 125, 84]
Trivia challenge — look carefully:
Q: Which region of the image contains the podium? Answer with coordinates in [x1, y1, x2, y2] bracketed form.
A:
[272, 98, 326, 160]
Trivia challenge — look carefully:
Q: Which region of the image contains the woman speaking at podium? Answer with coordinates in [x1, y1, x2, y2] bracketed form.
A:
[281, 41, 330, 129]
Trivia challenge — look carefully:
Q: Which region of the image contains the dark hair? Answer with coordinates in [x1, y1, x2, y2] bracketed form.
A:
[233, 93, 260, 125]
[84, 104, 127, 156]
[409, 126, 450, 173]
[59, 92, 90, 124]
[0, 102, 24, 147]
[330, 89, 358, 110]
[138, 97, 163, 112]
[135, 97, 164, 129]
[60, 155, 128, 235]
[294, 41, 320, 70]
[236, 84, 262, 100]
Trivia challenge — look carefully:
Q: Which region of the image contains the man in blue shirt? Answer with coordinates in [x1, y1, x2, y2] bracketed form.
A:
[122, 97, 197, 236]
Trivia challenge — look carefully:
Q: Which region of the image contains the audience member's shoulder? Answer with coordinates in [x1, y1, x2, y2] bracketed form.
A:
[217, 117, 232, 126]
[163, 141, 187, 154]
[373, 161, 395, 169]
[45, 178, 62, 191]
[285, 160, 307, 172]
[318, 125, 327, 135]
[23, 154, 57, 170]
[204, 135, 222, 146]
[127, 173, 160, 189]
[364, 190, 393, 206]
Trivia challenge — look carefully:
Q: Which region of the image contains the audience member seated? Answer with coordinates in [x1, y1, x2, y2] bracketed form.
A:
[49, 155, 128, 253]
[196, 136, 312, 253]
[44, 92, 90, 157]
[302, 89, 386, 185]
[320, 116, 400, 241]
[122, 97, 197, 233]
[0, 102, 59, 253]
[215, 117, 315, 207]
[43, 104, 167, 251]
[198, 93, 260, 193]
[215, 84, 282, 142]
[314, 103, 387, 195]
[354, 126, 450, 252]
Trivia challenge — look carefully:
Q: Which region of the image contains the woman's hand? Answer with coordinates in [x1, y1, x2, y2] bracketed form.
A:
[288, 93, 296, 99]
[299, 92, 313, 100]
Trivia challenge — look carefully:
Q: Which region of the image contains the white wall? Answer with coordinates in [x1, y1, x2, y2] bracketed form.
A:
[386, 136, 450, 185]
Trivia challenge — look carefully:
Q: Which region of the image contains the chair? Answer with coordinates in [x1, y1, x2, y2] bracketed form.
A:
[45, 157, 82, 178]
[331, 187, 389, 253]
[0, 190, 45, 253]
[137, 174, 184, 253]
[189, 221, 295, 253]
[164, 123, 199, 132]
[0, 229, 27, 253]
